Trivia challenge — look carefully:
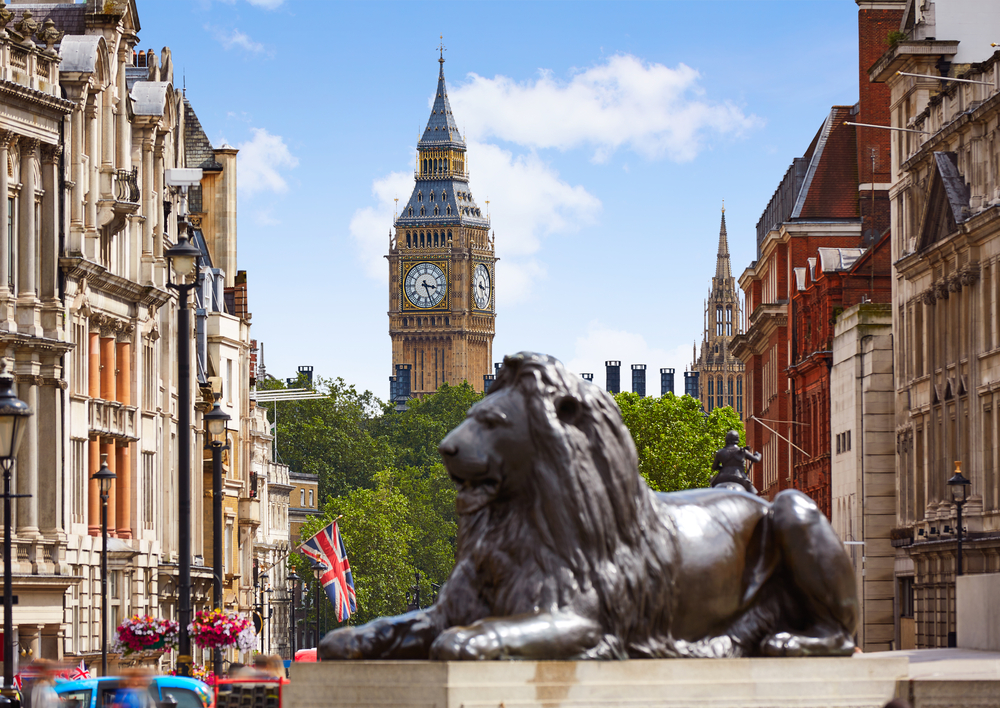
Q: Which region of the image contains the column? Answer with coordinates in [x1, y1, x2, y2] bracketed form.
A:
[15, 373, 38, 536]
[88, 439, 100, 536]
[39, 144, 61, 339]
[70, 104, 83, 229]
[0, 131, 11, 293]
[115, 338, 131, 539]
[85, 100, 98, 249]
[140, 136, 154, 284]
[101, 439, 116, 536]
[17, 138, 39, 336]
[0, 131, 13, 332]
[153, 141, 164, 260]
[37, 361, 61, 536]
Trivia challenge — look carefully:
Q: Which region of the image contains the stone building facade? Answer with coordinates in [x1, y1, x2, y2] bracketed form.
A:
[387, 54, 496, 396]
[690, 208, 744, 418]
[869, 0, 1000, 649]
[830, 301, 896, 652]
[0, 0, 276, 672]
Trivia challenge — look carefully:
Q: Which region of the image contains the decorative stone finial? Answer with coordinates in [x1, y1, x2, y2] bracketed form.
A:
[0, 4, 13, 39]
[14, 9, 38, 45]
[35, 19, 63, 56]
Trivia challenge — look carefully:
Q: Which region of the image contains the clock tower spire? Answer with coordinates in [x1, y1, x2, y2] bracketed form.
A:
[387, 53, 496, 399]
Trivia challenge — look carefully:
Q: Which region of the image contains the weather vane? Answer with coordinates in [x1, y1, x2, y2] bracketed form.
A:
[722, 198, 725, 214]
[438, 36, 446, 62]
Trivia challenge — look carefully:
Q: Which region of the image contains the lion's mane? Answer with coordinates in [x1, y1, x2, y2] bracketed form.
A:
[458, 352, 678, 658]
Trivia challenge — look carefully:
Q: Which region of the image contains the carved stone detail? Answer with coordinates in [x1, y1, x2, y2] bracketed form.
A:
[920, 289, 936, 305]
[40, 143, 62, 163]
[896, 428, 914, 454]
[960, 264, 981, 287]
[948, 275, 962, 293]
[934, 280, 950, 300]
[14, 373, 44, 388]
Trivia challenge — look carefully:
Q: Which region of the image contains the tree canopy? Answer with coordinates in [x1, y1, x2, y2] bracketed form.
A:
[614, 392, 744, 492]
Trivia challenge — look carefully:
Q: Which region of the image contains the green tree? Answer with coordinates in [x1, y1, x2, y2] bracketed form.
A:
[259, 375, 395, 499]
[615, 392, 744, 492]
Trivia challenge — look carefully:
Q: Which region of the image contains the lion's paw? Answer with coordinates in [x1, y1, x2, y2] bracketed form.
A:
[761, 631, 854, 657]
[430, 626, 503, 661]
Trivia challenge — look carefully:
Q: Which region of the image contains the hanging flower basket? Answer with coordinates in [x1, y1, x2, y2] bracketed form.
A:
[188, 609, 252, 650]
[113, 615, 179, 656]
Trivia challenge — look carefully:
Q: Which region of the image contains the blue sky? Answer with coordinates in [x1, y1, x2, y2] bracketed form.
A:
[138, 0, 860, 399]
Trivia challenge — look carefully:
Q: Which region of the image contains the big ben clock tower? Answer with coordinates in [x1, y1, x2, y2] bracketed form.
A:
[388, 50, 496, 397]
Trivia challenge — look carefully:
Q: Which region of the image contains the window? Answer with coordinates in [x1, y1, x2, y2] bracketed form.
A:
[406, 232, 411, 248]
[71, 321, 88, 395]
[226, 359, 233, 405]
[71, 440, 86, 524]
[716, 376, 723, 409]
[300, 489, 304, 507]
[142, 452, 155, 530]
[6, 197, 13, 290]
[143, 339, 156, 411]
[225, 522, 233, 574]
[309, 489, 314, 507]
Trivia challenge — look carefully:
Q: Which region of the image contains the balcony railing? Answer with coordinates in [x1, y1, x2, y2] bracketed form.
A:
[88, 399, 138, 441]
[115, 167, 139, 203]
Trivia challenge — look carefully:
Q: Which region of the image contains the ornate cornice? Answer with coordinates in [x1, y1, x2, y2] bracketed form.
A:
[0, 79, 73, 116]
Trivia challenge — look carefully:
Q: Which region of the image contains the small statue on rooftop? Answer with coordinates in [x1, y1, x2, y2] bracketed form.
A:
[709, 430, 760, 494]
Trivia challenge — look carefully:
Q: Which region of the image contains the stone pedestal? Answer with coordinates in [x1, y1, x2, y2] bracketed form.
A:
[288, 655, 909, 708]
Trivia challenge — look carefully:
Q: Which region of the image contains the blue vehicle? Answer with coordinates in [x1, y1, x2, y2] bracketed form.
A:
[53, 675, 213, 708]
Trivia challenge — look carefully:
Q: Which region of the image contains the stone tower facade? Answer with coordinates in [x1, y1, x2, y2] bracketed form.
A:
[691, 208, 744, 418]
[388, 53, 496, 396]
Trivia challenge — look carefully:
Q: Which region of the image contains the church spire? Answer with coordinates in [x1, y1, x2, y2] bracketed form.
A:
[716, 202, 731, 281]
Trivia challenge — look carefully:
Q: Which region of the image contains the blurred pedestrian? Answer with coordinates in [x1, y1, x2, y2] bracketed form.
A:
[111, 668, 154, 708]
[27, 659, 59, 708]
[253, 655, 288, 682]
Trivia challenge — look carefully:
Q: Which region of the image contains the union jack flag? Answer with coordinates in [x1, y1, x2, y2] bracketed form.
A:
[300, 520, 357, 623]
[71, 660, 90, 680]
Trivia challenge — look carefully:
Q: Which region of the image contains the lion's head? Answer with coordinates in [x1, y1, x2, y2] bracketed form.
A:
[439, 353, 669, 628]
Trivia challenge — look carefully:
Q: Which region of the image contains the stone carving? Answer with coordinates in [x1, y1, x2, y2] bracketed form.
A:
[34, 18, 62, 55]
[934, 280, 950, 300]
[0, 4, 13, 38]
[13, 9, 37, 44]
[920, 289, 936, 306]
[709, 430, 760, 494]
[320, 352, 858, 661]
[947, 275, 962, 293]
[960, 264, 981, 287]
[896, 428, 913, 455]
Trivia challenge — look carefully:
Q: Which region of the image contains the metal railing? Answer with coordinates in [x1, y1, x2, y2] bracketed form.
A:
[115, 167, 139, 203]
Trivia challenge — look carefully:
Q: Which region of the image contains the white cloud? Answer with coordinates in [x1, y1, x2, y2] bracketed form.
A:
[566, 323, 692, 392]
[245, 0, 283, 7]
[236, 128, 298, 197]
[349, 144, 599, 302]
[349, 170, 415, 279]
[451, 54, 760, 163]
[207, 26, 266, 54]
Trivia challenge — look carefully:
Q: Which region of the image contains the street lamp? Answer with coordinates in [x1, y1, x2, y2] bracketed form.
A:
[203, 394, 230, 678]
[258, 572, 268, 655]
[310, 560, 323, 650]
[947, 461, 972, 576]
[287, 569, 299, 658]
[164, 167, 204, 677]
[0, 367, 30, 700]
[93, 456, 116, 676]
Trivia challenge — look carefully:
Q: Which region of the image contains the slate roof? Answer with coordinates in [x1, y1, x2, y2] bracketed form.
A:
[7, 4, 86, 37]
[419, 57, 465, 149]
[934, 151, 971, 223]
[184, 98, 221, 172]
[715, 209, 731, 280]
[396, 59, 488, 230]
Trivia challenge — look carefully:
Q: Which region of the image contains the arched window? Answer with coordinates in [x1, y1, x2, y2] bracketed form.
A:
[430, 192, 435, 202]
[446, 206, 452, 215]
[408, 207, 413, 216]
[418, 192, 423, 202]
[716, 376, 723, 409]
[447, 230, 452, 242]
[403, 318, 408, 327]
[444, 158, 449, 172]
[441, 191, 447, 201]
[406, 232, 411, 248]
[736, 376, 743, 415]
[434, 205, 439, 216]
[422, 159, 427, 174]
[728, 378, 734, 408]
[434, 231, 439, 246]
[420, 232, 425, 247]
[726, 306, 733, 336]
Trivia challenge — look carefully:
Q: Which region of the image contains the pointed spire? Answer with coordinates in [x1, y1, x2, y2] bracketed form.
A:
[420, 41, 463, 147]
[716, 202, 732, 281]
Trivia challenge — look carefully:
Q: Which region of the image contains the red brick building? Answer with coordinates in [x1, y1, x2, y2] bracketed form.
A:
[787, 238, 893, 517]
[730, 0, 903, 504]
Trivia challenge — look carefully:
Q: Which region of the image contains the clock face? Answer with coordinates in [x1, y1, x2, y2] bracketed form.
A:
[404, 262, 447, 308]
[473, 263, 491, 310]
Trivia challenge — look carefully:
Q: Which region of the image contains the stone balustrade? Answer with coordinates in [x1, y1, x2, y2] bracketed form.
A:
[88, 398, 138, 441]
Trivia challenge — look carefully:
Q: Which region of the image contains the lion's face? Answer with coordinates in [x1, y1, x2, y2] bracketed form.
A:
[438, 385, 536, 515]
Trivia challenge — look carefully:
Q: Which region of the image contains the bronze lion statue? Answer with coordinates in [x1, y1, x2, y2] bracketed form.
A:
[320, 352, 858, 660]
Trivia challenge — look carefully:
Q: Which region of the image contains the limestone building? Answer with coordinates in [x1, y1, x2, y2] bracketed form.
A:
[868, 0, 1000, 649]
[387, 53, 496, 396]
[691, 207, 744, 417]
[0, 0, 278, 671]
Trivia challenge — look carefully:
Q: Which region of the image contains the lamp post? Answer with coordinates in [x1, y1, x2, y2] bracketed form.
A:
[258, 572, 268, 654]
[287, 569, 299, 658]
[0, 368, 31, 701]
[310, 560, 322, 650]
[93, 456, 116, 676]
[947, 461, 972, 576]
[164, 168, 204, 677]
[203, 395, 230, 677]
